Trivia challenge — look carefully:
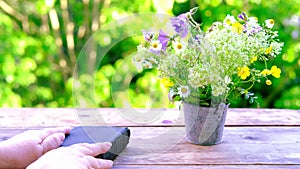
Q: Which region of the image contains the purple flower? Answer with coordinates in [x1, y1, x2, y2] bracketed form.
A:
[170, 14, 189, 38]
[244, 23, 262, 36]
[251, 25, 262, 34]
[158, 30, 170, 50]
[193, 34, 204, 44]
[162, 120, 173, 124]
[142, 30, 154, 42]
[238, 12, 247, 21]
[292, 30, 299, 39]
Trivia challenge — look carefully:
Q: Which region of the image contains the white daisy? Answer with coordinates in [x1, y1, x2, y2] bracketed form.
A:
[223, 14, 236, 27]
[149, 40, 162, 54]
[173, 41, 186, 54]
[247, 17, 258, 25]
[265, 19, 275, 29]
[177, 85, 190, 98]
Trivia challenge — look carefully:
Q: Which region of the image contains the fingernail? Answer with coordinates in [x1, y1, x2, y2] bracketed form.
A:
[57, 133, 65, 141]
[65, 126, 72, 130]
[65, 126, 73, 132]
[97, 142, 112, 151]
[52, 133, 65, 142]
[106, 160, 113, 166]
[103, 142, 112, 148]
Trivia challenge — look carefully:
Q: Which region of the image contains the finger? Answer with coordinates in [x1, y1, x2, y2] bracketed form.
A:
[40, 133, 66, 154]
[38, 127, 72, 140]
[86, 156, 113, 169]
[46, 126, 72, 135]
[71, 142, 112, 156]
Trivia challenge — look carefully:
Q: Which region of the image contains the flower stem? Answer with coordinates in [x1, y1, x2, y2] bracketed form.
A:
[187, 13, 200, 31]
[246, 81, 255, 91]
[263, 57, 268, 69]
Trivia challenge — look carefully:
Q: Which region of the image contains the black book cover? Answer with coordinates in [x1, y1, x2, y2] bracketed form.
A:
[61, 126, 130, 160]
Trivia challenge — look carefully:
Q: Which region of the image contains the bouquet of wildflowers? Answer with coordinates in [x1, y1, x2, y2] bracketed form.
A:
[133, 8, 284, 106]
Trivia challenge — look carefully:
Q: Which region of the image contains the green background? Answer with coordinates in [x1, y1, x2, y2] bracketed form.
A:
[0, 0, 299, 109]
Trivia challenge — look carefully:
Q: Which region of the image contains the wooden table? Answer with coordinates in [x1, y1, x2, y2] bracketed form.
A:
[0, 108, 300, 168]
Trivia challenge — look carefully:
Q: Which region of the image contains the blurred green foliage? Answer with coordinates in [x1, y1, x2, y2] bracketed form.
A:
[0, 0, 299, 109]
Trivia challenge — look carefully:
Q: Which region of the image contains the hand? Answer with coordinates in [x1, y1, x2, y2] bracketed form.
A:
[26, 142, 113, 169]
[0, 127, 71, 168]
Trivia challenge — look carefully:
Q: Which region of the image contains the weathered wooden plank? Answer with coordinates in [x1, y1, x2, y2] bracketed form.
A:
[113, 127, 300, 165]
[0, 108, 299, 127]
[1, 127, 299, 144]
[1, 127, 300, 165]
[112, 164, 300, 169]
[1, 108, 299, 168]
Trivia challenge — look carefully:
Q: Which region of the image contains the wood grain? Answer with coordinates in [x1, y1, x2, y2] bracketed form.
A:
[1, 127, 299, 165]
[112, 165, 300, 169]
[0, 108, 299, 127]
[114, 127, 300, 165]
[0, 108, 299, 168]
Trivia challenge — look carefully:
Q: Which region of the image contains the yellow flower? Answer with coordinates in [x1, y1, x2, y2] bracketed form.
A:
[265, 46, 272, 55]
[238, 67, 251, 80]
[261, 69, 272, 76]
[266, 79, 272, 85]
[250, 56, 258, 63]
[161, 77, 174, 87]
[270, 65, 281, 78]
[232, 22, 243, 34]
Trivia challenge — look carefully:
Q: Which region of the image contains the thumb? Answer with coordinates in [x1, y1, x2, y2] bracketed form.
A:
[41, 133, 65, 154]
